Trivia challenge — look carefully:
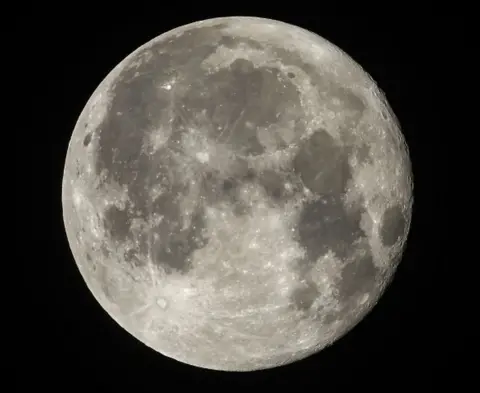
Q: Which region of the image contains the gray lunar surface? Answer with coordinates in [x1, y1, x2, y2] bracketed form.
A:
[62, 17, 413, 371]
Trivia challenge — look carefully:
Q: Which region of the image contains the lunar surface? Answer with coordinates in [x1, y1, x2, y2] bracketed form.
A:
[62, 16, 413, 371]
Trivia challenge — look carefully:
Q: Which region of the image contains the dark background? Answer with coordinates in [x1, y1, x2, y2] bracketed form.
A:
[24, 9, 463, 390]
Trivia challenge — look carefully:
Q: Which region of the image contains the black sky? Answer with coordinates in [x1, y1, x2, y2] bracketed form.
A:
[22, 8, 464, 390]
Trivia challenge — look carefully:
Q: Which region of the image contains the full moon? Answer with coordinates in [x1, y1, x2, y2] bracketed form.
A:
[62, 17, 413, 371]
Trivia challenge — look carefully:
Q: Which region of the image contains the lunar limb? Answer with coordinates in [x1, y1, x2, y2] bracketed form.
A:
[62, 17, 413, 371]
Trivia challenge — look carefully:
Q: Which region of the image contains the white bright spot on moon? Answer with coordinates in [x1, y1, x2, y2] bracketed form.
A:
[156, 297, 168, 308]
[195, 151, 209, 163]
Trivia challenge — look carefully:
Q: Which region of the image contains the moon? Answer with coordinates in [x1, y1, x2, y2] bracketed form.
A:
[62, 16, 413, 371]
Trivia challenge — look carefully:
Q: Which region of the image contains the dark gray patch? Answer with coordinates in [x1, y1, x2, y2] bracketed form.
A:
[136, 170, 209, 274]
[94, 74, 167, 188]
[83, 133, 92, 147]
[123, 248, 145, 268]
[323, 312, 339, 325]
[256, 169, 302, 205]
[337, 251, 378, 302]
[124, 248, 136, 262]
[258, 170, 285, 201]
[293, 129, 352, 195]
[98, 264, 112, 300]
[94, 25, 226, 208]
[287, 72, 296, 79]
[201, 171, 235, 203]
[100, 245, 111, 258]
[150, 205, 209, 274]
[178, 60, 303, 156]
[199, 171, 251, 216]
[103, 205, 132, 242]
[291, 280, 319, 311]
[243, 167, 257, 181]
[232, 202, 250, 216]
[222, 178, 235, 192]
[85, 253, 92, 262]
[379, 205, 406, 246]
[296, 196, 366, 262]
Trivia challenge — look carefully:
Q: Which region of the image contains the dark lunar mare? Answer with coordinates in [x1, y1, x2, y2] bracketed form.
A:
[90, 26, 308, 278]
[177, 58, 304, 156]
[292, 125, 380, 314]
[92, 25, 233, 275]
[379, 204, 406, 246]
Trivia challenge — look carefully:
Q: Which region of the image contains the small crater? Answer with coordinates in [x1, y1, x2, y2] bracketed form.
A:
[232, 201, 250, 216]
[243, 168, 256, 181]
[222, 178, 236, 192]
[379, 204, 406, 247]
[85, 253, 92, 262]
[83, 133, 92, 147]
[291, 281, 319, 311]
[230, 58, 255, 74]
[287, 72, 296, 79]
[323, 312, 339, 325]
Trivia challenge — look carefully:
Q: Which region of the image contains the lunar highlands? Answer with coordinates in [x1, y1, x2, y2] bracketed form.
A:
[62, 17, 413, 371]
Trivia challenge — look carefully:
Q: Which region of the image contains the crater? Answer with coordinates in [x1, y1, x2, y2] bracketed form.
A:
[83, 133, 92, 147]
[222, 178, 236, 192]
[290, 280, 319, 311]
[356, 143, 372, 164]
[200, 172, 240, 206]
[293, 128, 352, 195]
[379, 204, 406, 247]
[337, 250, 378, 302]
